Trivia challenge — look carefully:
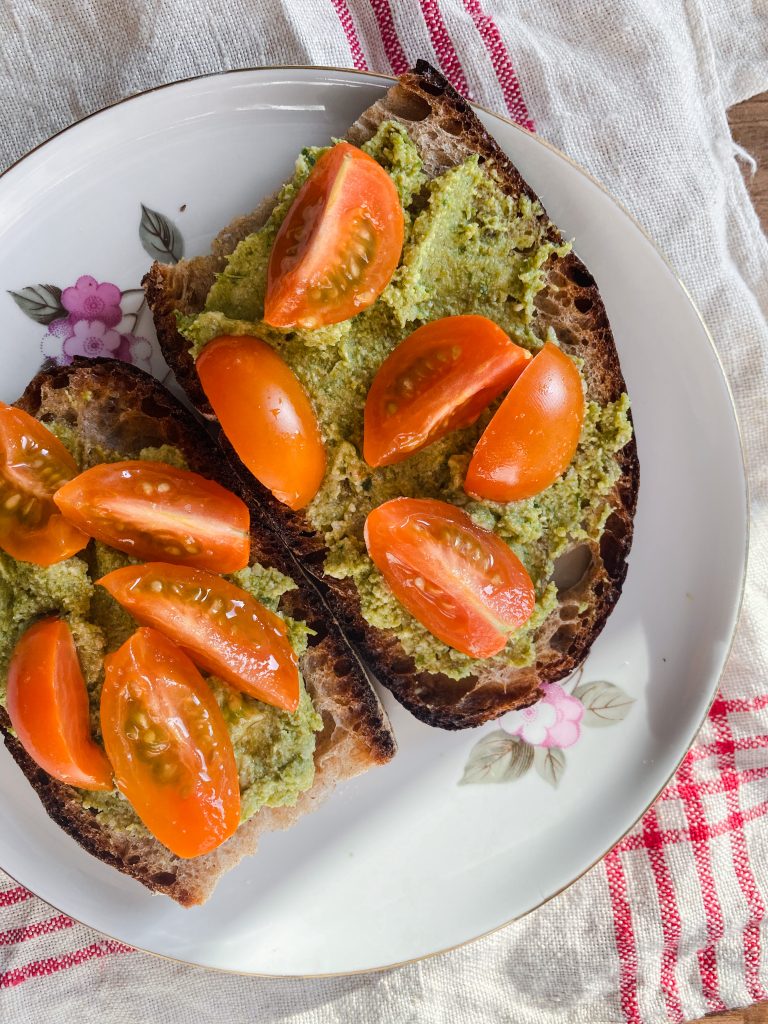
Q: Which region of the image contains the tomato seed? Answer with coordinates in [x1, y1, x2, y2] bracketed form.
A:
[131, 710, 149, 731]
[155, 761, 179, 784]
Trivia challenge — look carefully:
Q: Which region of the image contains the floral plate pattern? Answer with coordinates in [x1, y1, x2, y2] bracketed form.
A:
[9, 204, 183, 375]
[463, 672, 634, 788]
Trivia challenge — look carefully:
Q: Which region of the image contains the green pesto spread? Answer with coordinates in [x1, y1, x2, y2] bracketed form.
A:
[0, 436, 322, 837]
[181, 120, 633, 681]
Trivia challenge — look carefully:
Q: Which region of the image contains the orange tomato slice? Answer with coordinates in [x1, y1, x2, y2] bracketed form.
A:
[101, 628, 240, 858]
[264, 142, 404, 329]
[0, 403, 87, 565]
[55, 461, 250, 572]
[364, 498, 535, 659]
[6, 618, 113, 790]
[465, 342, 585, 502]
[98, 562, 300, 712]
[196, 335, 325, 511]
[364, 315, 531, 467]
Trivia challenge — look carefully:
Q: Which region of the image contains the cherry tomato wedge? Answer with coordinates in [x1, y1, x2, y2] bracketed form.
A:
[264, 142, 404, 329]
[364, 498, 535, 659]
[364, 316, 531, 467]
[0, 403, 87, 565]
[54, 461, 250, 572]
[465, 342, 585, 503]
[6, 618, 113, 790]
[197, 335, 325, 511]
[101, 628, 240, 859]
[98, 562, 300, 712]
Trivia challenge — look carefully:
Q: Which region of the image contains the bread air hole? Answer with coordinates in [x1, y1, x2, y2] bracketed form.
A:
[391, 656, 413, 675]
[333, 656, 353, 677]
[600, 513, 627, 577]
[307, 618, 328, 644]
[440, 118, 463, 137]
[550, 622, 578, 652]
[566, 263, 594, 289]
[150, 871, 177, 886]
[387, 87, 431, 122]
[551, 544, 593, 594]
[314, 710, 337, 757]
[556, 328, 577, 346]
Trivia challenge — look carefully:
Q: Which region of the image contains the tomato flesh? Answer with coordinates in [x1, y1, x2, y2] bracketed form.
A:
[0, 403, 87, 565]
[101, 628, 239, 858]
[465, 342, 585, 502]
[54, 460, 250, 572]
[6, 618, 112, 790]
[98, 562, 300, 712]
[197, 335, 325, 511]
[364, 498, 535, 658]
[364, 316, 531, 467]
[264, 142, 404, 329]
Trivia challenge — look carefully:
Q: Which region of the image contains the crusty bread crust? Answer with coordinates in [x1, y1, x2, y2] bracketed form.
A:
[145, 61, 639, 730]
[0, 359, 395, 906]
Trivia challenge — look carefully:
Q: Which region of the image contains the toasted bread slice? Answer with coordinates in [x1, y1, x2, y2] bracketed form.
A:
[145, 61, 639, 730]
[0, 358, 395, 906]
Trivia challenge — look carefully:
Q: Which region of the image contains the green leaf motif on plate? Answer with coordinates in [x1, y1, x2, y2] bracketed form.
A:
[534, 746, 566, 788]
[139, 204, 183, 264]
[573, 680, 635, 727]
[8, 284, 65, 324]
[459, 730, 533, 785]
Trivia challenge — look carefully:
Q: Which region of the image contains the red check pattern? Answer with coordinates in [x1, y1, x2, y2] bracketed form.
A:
[604, 695, 768, 1022]
[0, 882, 132, 989]
[0, 6, 759, 1023]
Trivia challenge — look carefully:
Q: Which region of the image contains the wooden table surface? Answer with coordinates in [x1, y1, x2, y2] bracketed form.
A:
[682, 91, 766, 1024]
[729, 92, 768, 230]
[703, 1006, 768, 1024]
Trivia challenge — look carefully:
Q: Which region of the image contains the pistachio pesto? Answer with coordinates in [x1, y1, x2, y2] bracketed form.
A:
[0, 435, 321, 836]
[181, 119, 633, 680]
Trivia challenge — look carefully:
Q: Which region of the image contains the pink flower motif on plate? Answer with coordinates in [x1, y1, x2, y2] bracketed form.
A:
[40, 309, 156, 371]
[503, 682, 584, 749]
[62, 320, 121, 361]
[41, 317, 75, 362]
[61, 276, 123, 328]
[47, 315, 76, 338]
[115, 332, 153, 371]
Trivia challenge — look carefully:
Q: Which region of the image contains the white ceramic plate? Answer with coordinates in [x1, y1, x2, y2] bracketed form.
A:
[0, 67, 747, 976]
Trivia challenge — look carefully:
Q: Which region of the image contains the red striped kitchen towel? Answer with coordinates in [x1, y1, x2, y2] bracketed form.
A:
[1, 2, 766, 1022]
